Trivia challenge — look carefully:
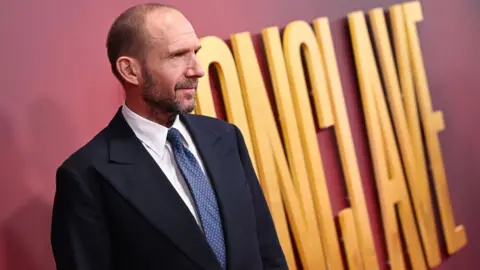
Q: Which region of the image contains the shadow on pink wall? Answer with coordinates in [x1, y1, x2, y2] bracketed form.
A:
[0, 98, 82, 269]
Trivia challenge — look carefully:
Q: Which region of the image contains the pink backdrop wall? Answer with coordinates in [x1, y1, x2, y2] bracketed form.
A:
[0, 0, 478, 269]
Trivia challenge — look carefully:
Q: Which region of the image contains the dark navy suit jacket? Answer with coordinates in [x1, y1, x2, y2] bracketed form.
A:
[51, 108, 287, 270]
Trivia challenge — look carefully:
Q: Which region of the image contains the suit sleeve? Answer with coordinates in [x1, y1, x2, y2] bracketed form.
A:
[233, 126, 288, 269]
[51, 164, 113, 270]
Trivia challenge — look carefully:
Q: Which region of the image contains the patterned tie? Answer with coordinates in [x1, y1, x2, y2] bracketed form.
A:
[167, 128, 226, 269]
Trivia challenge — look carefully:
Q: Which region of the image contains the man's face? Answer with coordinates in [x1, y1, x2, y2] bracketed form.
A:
[141, 10, 204, 114]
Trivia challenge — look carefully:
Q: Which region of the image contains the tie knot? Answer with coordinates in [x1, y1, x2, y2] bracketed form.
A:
[167, 128, 184, 148]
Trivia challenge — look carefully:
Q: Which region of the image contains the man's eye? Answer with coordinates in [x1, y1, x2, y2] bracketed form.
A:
[173, 51, 186, 58]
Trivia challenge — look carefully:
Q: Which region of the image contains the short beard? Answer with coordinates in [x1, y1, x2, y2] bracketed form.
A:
[141, 68, 196, 114]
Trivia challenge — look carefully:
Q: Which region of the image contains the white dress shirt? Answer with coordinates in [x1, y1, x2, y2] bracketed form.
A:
[121, 104, 208, 227]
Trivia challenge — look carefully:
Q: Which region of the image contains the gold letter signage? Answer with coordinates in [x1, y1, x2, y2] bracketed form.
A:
[196, 1, 467, 269]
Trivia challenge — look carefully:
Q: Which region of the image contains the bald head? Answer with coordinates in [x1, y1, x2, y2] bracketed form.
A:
[106, 3, 204, 119]
[106, 3, 178, 83]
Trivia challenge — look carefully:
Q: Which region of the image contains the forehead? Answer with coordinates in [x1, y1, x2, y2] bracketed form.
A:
[145, 9, 200, 52]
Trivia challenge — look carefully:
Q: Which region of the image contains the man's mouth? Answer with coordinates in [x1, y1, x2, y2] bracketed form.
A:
[175, 79, 198, 90]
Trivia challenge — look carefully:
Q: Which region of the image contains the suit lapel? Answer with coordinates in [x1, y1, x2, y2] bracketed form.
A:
[97, 110, 221, 270]
[182, 114, 255, 270]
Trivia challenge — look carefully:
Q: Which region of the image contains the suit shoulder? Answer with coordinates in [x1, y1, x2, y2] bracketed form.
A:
[59, 127, 110, 172]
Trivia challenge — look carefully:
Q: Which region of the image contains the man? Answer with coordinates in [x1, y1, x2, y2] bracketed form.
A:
[50, 3, 287, 270]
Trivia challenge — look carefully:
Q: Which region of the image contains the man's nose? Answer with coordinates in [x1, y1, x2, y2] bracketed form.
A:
[186, 54, 205, 78]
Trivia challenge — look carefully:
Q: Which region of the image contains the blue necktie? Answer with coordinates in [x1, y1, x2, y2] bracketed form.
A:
[167, 128, 226, 269]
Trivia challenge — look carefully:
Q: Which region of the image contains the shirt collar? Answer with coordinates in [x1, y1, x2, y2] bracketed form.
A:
[121, 103, 189, 158]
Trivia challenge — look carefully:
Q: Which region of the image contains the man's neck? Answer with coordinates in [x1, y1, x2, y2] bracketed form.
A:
[125, 99, 177, 128]
[146, 105, 177, 127]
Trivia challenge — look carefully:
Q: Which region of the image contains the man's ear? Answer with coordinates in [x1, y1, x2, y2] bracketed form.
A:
[116, 56, 142, 85]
